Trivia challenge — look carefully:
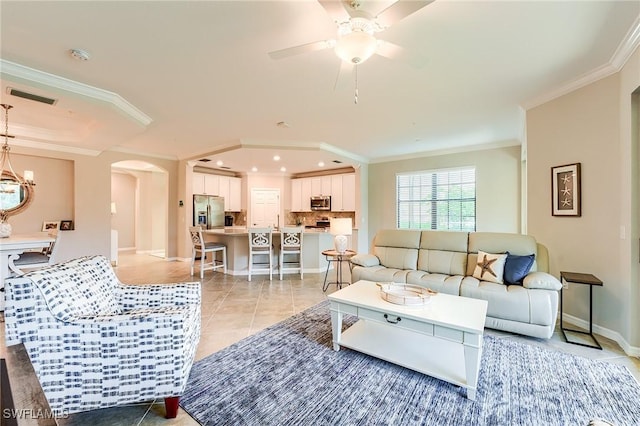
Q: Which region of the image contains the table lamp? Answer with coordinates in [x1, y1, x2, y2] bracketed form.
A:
[330, 218, 352, 253]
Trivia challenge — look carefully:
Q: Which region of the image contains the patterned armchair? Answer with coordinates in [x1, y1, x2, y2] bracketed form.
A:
[3, 255, 201, 418]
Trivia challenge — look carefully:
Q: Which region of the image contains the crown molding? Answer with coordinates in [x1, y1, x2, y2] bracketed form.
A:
[12, 136, 101, 157]
[0, 59, 153, 127]
[369, 139, 520, 164]
[107, 145, 178, 161]
[522, 15, 640, 110]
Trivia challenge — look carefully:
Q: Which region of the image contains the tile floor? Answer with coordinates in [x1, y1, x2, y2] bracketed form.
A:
[2, 253, 639, 425]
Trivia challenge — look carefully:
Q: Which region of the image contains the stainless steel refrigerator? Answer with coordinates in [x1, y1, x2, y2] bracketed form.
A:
[193, 195, 225, 229]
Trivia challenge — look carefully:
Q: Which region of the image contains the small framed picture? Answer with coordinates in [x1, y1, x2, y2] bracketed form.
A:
[60, 220, 74, 231]
[42, 221, 60, 231]
[551, 163, 581, 217]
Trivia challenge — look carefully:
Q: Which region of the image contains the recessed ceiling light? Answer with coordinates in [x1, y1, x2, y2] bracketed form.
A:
[216, 160, 224, 166]
[251, 166, 258, 172]
[69, 48, 90, 61]
[318, 161, 325, 167]
[280, 166, 286, 172]
[273, 155, 280, 161]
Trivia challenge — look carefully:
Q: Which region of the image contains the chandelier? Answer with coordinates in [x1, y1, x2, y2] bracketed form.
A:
[1, 104, 35, 207]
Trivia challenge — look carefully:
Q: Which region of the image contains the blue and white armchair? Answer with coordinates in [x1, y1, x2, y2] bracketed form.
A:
[4, 255, 201, 418]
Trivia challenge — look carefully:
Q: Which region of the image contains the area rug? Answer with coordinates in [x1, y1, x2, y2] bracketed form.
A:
[180, 301, 640, 426]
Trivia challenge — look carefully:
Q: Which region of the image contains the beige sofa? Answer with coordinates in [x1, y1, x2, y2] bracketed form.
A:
[351, 230, 562, 339]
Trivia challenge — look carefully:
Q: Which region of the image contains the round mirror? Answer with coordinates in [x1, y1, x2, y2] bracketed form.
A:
[0, 170, 34, 216]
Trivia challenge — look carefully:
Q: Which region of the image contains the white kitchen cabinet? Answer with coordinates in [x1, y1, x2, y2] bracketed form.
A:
[291, 179, 303, 212]
[310, 176, 332, 196]
[321, 176, 332, 195]
[342, 173, 356, 211]
[331, 173, 356, 211]
[301, 178, 312, 212]
[218, 176, 230, 209]
[193, 173, 220, 195]
[193, 173, 205, 194]
[217, 175, 242, 211]
[228, 177, 241, 211]
[331, 175, 344, 211]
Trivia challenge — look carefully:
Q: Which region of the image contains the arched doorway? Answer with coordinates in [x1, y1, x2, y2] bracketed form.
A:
[111, 161, 169, 261]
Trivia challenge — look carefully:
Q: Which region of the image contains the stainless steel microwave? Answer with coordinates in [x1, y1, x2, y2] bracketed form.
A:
[310, 195, 331, 211]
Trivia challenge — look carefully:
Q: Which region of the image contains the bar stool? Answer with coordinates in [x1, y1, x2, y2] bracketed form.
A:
[279, 226, 304, 280]
[189, 226, 226, 279]
[248, 227, 274, 281]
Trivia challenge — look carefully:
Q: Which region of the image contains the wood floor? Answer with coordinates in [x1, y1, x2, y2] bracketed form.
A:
[1, 253, 638, 425]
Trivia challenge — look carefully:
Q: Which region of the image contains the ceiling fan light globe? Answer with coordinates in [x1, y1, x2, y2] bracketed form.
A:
[334, 31, 377, 64]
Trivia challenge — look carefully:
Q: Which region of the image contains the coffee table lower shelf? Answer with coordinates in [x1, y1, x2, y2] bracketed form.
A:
[335, 319, 475, 398]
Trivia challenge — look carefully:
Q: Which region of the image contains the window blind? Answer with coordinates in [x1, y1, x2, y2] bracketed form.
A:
[396, 167, 476, 231]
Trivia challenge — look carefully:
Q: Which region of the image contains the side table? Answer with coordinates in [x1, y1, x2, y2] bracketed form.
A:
[559, 271, 603, 350]
[322, 249, 356, 292]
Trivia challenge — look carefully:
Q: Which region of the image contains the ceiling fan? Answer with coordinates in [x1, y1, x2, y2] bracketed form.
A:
[268, 0, 434, 93]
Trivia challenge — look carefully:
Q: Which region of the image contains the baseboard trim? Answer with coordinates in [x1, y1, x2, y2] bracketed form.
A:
[562, 313, 640, 357]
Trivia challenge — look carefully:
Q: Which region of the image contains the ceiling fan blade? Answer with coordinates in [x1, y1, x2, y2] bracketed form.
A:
[334, 59, 354, 91]
[375, 0, 434, 28]
[318, 0, 351, 23]
[376, 40, 428, 68]
[268, 39, 335, 60]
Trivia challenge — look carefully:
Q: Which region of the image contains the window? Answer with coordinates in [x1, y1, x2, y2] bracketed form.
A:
[396, 167, 476, 231]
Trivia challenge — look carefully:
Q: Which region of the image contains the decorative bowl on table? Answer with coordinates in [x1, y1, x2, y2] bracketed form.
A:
[377, 283, 437, 306]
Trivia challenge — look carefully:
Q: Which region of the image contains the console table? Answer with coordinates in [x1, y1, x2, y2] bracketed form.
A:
[559, 271, 603, 350]
[0, 233, 55, 311]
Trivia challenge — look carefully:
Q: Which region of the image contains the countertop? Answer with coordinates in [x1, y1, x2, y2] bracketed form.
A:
[204, 227, 333, 235]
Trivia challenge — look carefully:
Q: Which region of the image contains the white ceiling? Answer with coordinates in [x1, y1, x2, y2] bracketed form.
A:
[1, 0, 638, 174]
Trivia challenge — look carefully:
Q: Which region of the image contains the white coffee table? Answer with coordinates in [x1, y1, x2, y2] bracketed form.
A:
[327, 280, 488, 400]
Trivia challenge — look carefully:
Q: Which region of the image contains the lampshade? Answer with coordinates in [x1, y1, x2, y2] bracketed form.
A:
[330, 218, 352, 236]
[334, 30, 378, 64]
[330, 218, 352, 253]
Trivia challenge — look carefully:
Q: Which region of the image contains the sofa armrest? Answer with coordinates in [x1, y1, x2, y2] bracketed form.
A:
[522, 272, 562, 291]
[350, 253, 380, 267]
[117, 282, 201, 310]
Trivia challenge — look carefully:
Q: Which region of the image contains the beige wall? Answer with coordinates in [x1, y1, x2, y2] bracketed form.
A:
[367, 145, 522, 244]
[7, 146, 179, 263]
[527, 46, 640, 353]
[5, 154, 74, 232]
[111, 172, 136, 249]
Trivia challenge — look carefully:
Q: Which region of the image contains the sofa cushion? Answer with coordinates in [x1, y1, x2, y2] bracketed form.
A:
[374, 229, 421, 249]
[26, 255, 122, 322]
[472, 251, 507, 284]
[374, 246, 418, 270]
[372, 229, 421, 271]
[405, 271, 463, 295]
[351, 265, 409, 284]
[504, 252, 535, 285]
[461, 278, 531, 323]
[417, 250, 467, 276]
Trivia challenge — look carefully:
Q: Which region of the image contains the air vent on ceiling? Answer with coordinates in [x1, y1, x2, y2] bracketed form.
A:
[332, 160, 343, 164]
[198, 158, 212, 162]
[8, 88, 57, 105]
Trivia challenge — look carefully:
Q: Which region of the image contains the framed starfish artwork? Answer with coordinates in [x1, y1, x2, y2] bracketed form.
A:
[551, 163, 581, 216]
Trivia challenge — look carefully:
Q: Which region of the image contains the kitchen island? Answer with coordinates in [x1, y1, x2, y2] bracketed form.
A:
[203, 228, 343, 277]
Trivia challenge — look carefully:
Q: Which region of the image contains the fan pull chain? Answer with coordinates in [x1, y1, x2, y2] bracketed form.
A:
[354, 64, 359, 105]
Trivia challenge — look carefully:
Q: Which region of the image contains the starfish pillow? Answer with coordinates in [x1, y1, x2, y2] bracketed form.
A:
[473, 250, 507, 284]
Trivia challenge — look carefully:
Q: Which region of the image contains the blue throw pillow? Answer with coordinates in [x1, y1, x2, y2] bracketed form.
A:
[504, 252, 535, 285]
